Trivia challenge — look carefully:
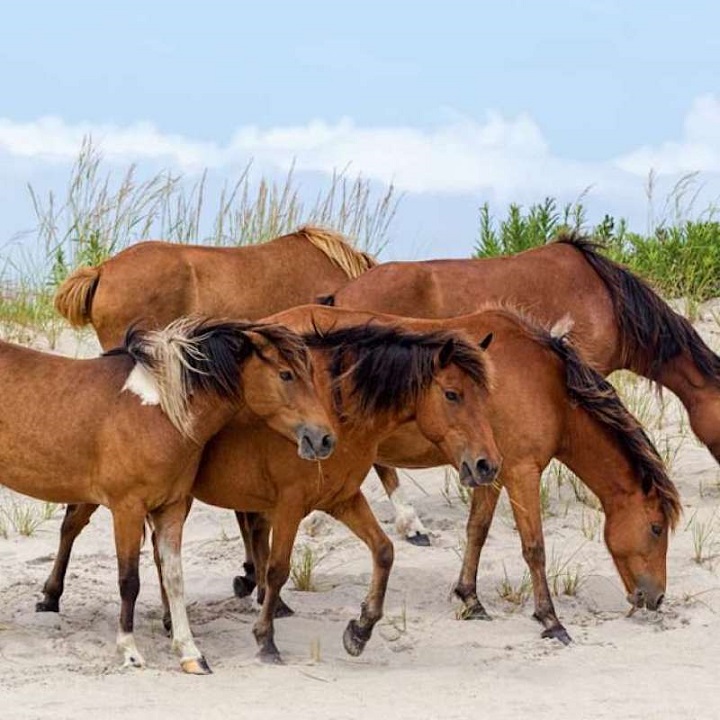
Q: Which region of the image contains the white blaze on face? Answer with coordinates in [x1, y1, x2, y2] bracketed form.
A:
[122, 363, 161, 405]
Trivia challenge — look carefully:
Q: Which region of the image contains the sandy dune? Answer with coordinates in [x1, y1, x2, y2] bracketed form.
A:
[2, 317, 720, 720]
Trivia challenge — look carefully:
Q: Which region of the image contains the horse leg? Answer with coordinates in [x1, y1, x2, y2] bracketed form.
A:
[112, 506, 147, 669]
[37, 503, 99, 612]
[374, 464, 430, 546]
[252, 510, 302, 663]
[506, 471, 572, 645]
[330, 491, 394, 657]
[232, 511, 258, 599]
[454, 486, 500, 620]
[251, 515, 295, 618]
[152, 496, 192, 636]
[151, 499, 211, 675]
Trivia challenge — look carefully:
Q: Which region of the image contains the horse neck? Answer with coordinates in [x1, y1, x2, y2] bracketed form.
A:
[557, 406, 642, 513]
[185, 394, 240, 446]
[653, 352, 719, 406]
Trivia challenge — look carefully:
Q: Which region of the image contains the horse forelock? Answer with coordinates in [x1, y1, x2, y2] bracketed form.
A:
[110, 318, 310, 439]
[303, 322, 491, 418]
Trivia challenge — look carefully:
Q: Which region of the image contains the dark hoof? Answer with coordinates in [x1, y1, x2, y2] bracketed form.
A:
[459, 602, 492, 621]
[343, 620, 370, 657]
[35, 598, 60, 613]
[541, 625, 573, 645]
[406, 532, 431, 547]
[258, 649, 284, 665]
[163, 613, 172, 637]
[274, 598, 295, 619]
[233, 574, 257, 599]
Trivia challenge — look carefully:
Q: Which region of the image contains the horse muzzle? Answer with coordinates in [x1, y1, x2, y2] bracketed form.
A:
[297, 424, 337, 461]
[627, 577, 665, 612]
[458, 456, 500, 488]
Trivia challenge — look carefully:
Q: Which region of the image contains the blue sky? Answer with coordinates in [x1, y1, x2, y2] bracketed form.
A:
[1, 0, 719, 259]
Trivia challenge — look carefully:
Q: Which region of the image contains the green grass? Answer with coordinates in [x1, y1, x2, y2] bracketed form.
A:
[474, 177, 720, 302]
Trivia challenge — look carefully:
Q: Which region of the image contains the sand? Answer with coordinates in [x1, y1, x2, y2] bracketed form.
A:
[2, 315, 720, 720]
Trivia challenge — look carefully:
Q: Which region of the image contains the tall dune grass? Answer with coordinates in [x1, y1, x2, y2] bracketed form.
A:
[0, 138, 400, 344]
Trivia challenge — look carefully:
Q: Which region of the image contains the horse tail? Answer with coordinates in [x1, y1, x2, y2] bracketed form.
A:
[555, 231, 720, 382]
[296, 225, 377, 279]
[54, 265, 101, 327]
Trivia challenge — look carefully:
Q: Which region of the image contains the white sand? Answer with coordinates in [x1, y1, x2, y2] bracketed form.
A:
[2, 317, 720, 720]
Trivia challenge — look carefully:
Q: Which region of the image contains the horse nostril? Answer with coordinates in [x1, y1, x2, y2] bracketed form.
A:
[321, 434, 335, 452]
[476, 458, 495, 478]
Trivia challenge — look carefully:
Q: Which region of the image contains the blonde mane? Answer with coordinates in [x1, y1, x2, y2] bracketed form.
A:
[296, 226, 377, 279]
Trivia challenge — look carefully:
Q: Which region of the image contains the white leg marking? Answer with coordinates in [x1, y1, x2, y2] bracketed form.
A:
[157, 538, 203, 663]
[390, 485, 429, 539]
[122, 364, 161, 405]
[117, 630, 145, 669]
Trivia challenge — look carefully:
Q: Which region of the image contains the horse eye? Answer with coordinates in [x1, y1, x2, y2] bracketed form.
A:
[650, 523, 663, 538]
[279, 370, 294, 382]
[444, 389, 460, 402]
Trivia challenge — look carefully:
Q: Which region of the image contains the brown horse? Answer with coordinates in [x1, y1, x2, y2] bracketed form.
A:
[46, 306, 681, 647]
[233, 306, 681, 643]
[55, 227, 433, 544]
[40, 306, 502, 662]
[1, 316, 335, 673]
[325, 231, 720, 461]
[54, 225, 376, 347]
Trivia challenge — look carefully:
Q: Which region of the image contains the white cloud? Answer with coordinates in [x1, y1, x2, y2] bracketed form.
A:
[1, 96, 719, 200]
[615, 94, 720, 175]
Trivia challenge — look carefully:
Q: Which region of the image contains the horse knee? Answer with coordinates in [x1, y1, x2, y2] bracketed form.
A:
[266, 563, 290, 590]
[522, 542, 545, 567]
[376, 539, 394, 571]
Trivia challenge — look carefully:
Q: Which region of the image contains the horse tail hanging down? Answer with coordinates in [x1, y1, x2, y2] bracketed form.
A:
[54, 265, 101, 327]
[297, 226, 377, 279]
[556, 231, 720, 383]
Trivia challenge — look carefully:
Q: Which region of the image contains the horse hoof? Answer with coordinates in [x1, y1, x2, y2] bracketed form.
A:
[258, 650, 284, 665]
[343, 620, 369, 657]
[406, 532, 431, 547]
[541, 625, 573, 645]
[274, 598, 295, 618]
[459, 603, 492, 621]
[181, 656, 213, 675]
[35, 598, 59, 613]
[233, 574, 256, 599]
[121, 654, 145, 669]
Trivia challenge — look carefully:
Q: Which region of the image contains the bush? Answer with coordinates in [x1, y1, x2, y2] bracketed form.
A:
[474, 194, 720, 302]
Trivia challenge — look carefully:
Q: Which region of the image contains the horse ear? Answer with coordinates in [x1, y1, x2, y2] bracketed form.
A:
[438, 338, 455, 368]
[239, 330, 269, 353]
[478, 332, 493, 351]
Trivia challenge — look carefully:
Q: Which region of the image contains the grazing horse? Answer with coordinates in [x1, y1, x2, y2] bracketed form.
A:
[234, 307, 682, 642]
[40, 306, 502, 662]
[1, 317, 335, 673]
[54, 226, 430, 544]
[326, 231, 720, 461]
